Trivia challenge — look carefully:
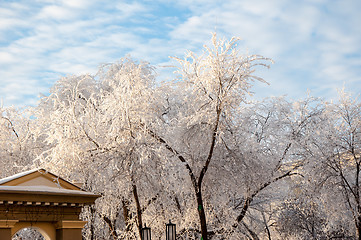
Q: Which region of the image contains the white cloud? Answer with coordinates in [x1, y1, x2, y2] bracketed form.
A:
[115, 2, 148, 17]
[0, 0, 360, 106]
[37, 5, 76, 20]
[0, 51, 16, 64]
[61, 0, 94, 9]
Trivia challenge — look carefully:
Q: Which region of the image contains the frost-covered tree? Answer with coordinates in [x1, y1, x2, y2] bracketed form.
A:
[145, 33, 274, 240]
[0, 106, 40, 178]
[35, 58, 169, 240]
[227, 96, 324, 238]
[308, 90, 361, 239]
[12, 228, 45, 240]
[4, 33, 359, 240]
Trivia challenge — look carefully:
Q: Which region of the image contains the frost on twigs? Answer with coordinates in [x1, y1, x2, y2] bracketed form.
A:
[1, 34, 359, 240]
[170, 33, 272, 125]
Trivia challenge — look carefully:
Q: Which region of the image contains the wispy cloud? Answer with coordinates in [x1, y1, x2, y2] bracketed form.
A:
[0, 0, 360, 106]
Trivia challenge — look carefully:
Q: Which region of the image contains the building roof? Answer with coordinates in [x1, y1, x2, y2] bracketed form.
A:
[0, 169, 100, 205]
[0, 168, 82, 190]
[0, 168, 40, 185]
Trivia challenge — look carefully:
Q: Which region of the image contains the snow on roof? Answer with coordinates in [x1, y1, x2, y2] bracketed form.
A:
[0, 185, 98, 196]
[0, 169, 100, 200]
[0, 168, 82, 190]
[0, 168, 41, 185]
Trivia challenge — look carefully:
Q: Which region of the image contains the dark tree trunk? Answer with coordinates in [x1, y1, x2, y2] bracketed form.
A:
[355, 160, 361, 240]
[196, 191, 208, 240]
[243, 222, 260, 240]
[133, 184, 143, 240]
[237, 196, 252, 223]
[357, 214, 361, 240]
[122, 199, 131, 232]
[103, 215, 118, 240]
[90, 205, 96, 240]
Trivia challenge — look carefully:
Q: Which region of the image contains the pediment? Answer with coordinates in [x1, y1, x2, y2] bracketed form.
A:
[0, 169, 80, 190]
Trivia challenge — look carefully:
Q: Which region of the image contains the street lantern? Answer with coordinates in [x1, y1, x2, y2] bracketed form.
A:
[166, 220, 176, 240]
[142, 224, 151, 240]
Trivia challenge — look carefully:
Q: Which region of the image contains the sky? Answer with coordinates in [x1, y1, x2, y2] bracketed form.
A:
[0, 0, 360, 107]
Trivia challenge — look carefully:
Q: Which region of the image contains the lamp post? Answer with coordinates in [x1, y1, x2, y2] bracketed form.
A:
[141, 224, 151, 240]
[166, 220, 176, 240]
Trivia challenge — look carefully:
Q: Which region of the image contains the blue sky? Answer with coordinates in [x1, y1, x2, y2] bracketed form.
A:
[0, 0, 360, 107]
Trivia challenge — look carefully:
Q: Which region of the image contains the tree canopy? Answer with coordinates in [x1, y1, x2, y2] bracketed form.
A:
[1, 34, 360, 240]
